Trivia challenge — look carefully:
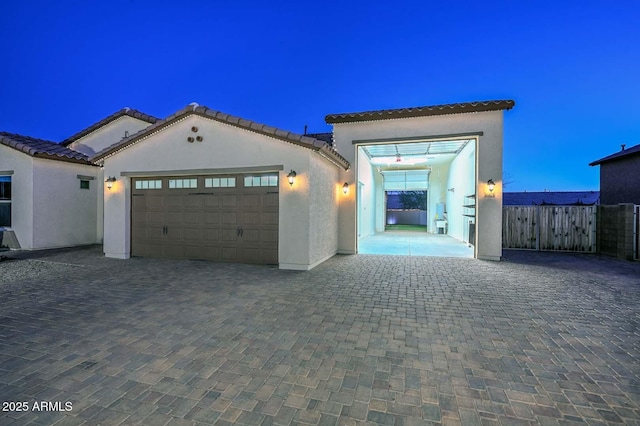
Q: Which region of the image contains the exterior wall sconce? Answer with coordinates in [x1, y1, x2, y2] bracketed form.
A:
[287, 170, 297, 186]
[487, 179, 495, 192]
[105, 176, 116, 190]
[342, 182, 349, 194]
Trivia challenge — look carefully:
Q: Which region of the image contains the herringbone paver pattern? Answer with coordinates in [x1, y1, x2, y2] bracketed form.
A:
[1, 246, 639, 425]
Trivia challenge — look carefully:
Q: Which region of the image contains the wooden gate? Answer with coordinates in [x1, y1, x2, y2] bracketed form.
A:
[503, 206, 596, 252]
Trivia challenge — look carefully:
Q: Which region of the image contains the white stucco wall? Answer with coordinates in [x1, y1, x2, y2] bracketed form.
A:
[356, 147, 377, 238]
[102, 114, 343, 269]
[332, 110, 505, 260]
[307, 154, 340, 268]
[0, 146, 34, 248]
[68, 116, 153, 156]
[427, 163, 450, 233]
[446, 141, 476, 242]
[31, 159, 99, 249]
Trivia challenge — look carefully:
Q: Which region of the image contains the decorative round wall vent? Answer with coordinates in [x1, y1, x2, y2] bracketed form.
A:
[191, 126, 199, 133]
[187, 136, 195, 143]
[196, 136, 203, 142]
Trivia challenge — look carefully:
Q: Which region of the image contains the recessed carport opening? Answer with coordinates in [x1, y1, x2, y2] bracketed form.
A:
[356, 136, 477, 258]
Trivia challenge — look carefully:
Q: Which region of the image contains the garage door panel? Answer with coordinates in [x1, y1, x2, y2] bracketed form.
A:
[144, 245, 164, 259]
[262, 212, 278, 225]
[184, 195, 204, 208]
[221, 247, 237, 261]
[164, 245, 186, 259]
[166, 212, 184, 226]
[184, 211, 200, 225]
[242, 229, 260, 243]
[221, 229, 239, 242]
[222, 212, 238, 225]
[203, 229, 220, 242]
[204, 195, 221, 207]
[144, 195, 164, 210]
[204, 212, 220, 225]
[132, 211, 162, 227]
[262, 248, 278, 264]
[261, 229, 278, 244]
[132, 173, 278, 265]
[183, 228, 203, 242]
[242, 212, 261, 226]
[242, 194, 261, 208]
[264, 193, 278, 207]
[166, 196, 183, 208]
[222, 195, 237, 207]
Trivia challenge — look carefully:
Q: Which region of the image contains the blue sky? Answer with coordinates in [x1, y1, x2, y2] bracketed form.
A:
[1, 1, 638, 191]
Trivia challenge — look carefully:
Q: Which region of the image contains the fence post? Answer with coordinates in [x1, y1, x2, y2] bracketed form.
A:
[535, 206, 540, 251]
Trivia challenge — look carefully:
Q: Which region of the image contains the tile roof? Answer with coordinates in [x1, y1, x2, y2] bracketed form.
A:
[589, 143, 640, 166]
[61, 108, 158, 146]
[503, 191, 600, 206]
[91, 103, 351, 170]
[0, 132, 92, 164]
[325, 100, 515, 124]
[305, 132, 333, 145]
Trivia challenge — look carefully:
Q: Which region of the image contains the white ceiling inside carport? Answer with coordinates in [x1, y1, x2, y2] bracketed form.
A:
[361, 139, 472, 168]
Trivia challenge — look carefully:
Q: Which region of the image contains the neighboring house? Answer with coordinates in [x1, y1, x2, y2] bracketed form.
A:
[503, 191, 600, 206]
[589, 143, 640, 205]
[0, 133, 98, 249]
[0, 99, 514, 268]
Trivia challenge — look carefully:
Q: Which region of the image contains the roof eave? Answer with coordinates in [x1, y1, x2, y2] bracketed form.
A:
[33, 152, 94, 165]
[92, 106, 351, 170]
[61, 108, 159, 146]
[325, 100, 516, 124]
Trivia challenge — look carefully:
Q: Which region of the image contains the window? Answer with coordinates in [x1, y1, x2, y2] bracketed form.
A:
[244, 175, 278, 187]
[80, 180, 90, 189]
[204, 177, 236, 188]
[135, 179, 162, 190]
[169, 178, 197, 189]
[0, 176, 11, 226]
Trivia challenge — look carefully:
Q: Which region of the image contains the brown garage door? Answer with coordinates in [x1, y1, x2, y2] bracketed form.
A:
[131, 174, 278, 264]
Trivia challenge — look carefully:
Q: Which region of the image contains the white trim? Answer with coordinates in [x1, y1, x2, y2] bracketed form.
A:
[121, 165, 284, 177]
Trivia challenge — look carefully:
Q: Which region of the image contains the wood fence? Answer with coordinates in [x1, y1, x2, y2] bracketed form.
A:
[503, 206, 597, 252]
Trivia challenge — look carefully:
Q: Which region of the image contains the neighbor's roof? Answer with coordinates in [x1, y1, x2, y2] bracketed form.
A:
[503, 191, 600, 206]
[305, 132, 333, 145]
[589, 143, 640, 166]
[61, 107, 159, 146]
[325, 99, 515, 124]
[0, 132, 92, 164]
[91, 103, 351, 170]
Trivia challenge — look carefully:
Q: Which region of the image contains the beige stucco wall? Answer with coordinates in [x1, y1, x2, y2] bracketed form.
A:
[307, 153, 341, 268]
[446, 141, 476, 242]
[102, 114, 342, 270]
[0, 146, 99, 250]
[68, 116, 153, 156]
[0, 146, 34, 248]
[31, 158, 99, 249]
[332, 110, 504, 260]
[356, 147, 378, 238]
[427, 163, 450, 233]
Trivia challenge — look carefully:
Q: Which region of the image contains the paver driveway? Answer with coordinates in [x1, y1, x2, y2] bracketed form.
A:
[1, 246, 639, 425]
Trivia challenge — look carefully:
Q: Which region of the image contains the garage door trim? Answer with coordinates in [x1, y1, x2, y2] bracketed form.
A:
[122, 165, 284, 178]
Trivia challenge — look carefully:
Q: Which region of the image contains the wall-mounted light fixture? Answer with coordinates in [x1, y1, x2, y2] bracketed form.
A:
[487, 179, 495, 192]
[105, 176, 116, 190]
[287, 170, 297, 186]
[342, 182, 349, 194]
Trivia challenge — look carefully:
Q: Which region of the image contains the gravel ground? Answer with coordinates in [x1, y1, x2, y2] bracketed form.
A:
[0, 258, 82, 284]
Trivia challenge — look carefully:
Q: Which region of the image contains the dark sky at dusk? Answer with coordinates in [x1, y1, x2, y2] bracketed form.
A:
[1, 1, 638, 191]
